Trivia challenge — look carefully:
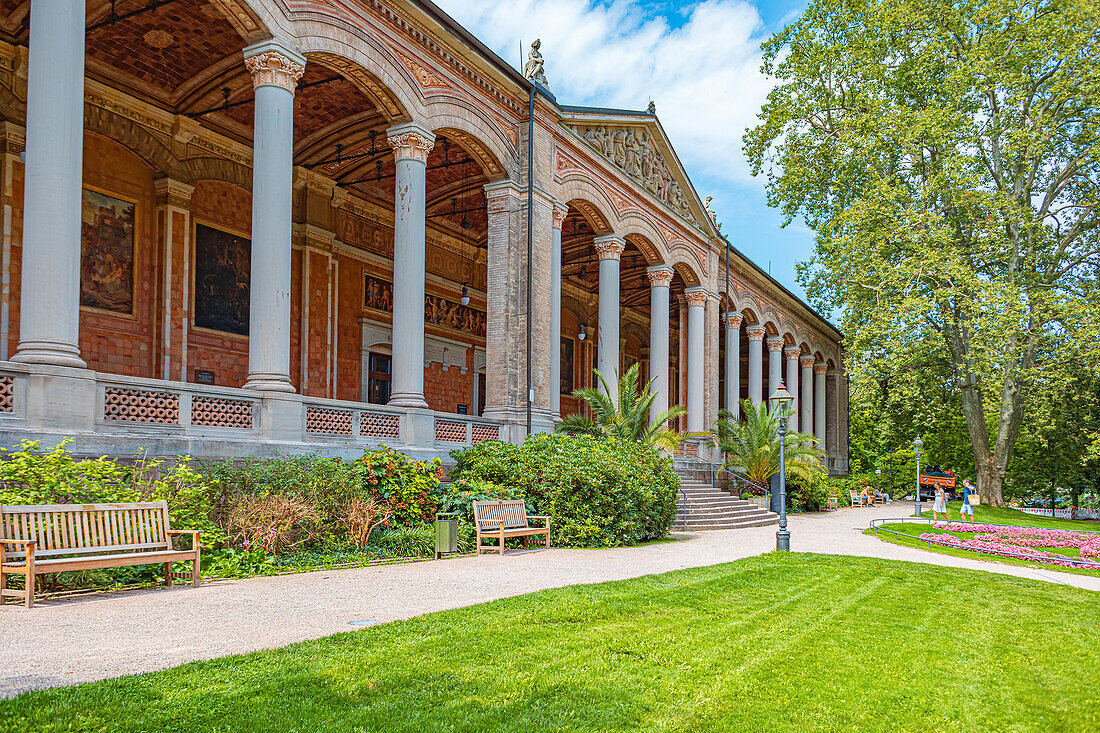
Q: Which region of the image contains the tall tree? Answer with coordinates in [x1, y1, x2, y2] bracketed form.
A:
[745, 0, 1100, 505]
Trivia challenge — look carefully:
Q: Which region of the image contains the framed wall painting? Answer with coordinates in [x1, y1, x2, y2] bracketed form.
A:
[193, 222, 250, 337]
[560, 336, 574, 395]
[80, 187, 136, 315]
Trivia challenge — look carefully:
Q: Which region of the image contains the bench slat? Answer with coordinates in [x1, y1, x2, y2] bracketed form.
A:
[1, 502, 170, 513]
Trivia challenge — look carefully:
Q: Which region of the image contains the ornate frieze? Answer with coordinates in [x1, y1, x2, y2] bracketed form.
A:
[568, 123, 700, 227]
[363, 273, 486, 338]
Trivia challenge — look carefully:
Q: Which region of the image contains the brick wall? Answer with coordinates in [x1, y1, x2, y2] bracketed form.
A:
[423, 351, 474, 414]
[79, 133, 156, 378]
[186, 180, 250, 386]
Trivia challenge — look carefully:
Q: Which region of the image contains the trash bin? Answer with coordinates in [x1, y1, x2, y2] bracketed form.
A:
[434, 512, 458, 559]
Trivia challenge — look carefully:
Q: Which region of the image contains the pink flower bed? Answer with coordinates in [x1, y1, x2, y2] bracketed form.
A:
[917, 523, 1100, 569]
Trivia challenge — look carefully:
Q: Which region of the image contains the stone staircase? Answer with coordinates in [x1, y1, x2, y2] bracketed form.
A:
[672, 461, 779, 531]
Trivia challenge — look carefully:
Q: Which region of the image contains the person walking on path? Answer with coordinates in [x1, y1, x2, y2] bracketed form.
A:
[932, 485, 949, 521]
[960, 480, 976, 523]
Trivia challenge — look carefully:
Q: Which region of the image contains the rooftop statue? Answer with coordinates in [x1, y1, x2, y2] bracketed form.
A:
[524, 39, 549, 88]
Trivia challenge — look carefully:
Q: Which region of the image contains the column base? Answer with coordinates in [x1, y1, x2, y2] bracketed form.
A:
[243, 372, 296, 393]
[388, 392, 428, 409]
[11, 340, 87, 369]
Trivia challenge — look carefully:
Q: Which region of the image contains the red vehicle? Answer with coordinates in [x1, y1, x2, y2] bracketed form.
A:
[919, 466, 956, 502]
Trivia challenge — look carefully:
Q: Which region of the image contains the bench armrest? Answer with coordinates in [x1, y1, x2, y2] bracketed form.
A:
[0, 538, 35, 548]
[526, 515, 551, 526]
[166, 530, 201, 550]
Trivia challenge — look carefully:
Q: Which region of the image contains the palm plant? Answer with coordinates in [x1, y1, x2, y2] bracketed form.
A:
[712, 399, 825, 489]
[556, 363, 689, 451]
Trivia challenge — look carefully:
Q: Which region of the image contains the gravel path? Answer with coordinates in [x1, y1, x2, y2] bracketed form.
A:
[2, 505, 1096, 697]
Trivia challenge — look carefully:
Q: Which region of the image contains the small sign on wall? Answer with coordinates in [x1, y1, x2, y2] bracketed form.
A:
[456, 404, 468, 415]
[195, 369, 216, 385]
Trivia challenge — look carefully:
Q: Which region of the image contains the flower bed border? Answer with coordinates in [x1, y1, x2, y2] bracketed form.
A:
[867, 517, 1100, 570]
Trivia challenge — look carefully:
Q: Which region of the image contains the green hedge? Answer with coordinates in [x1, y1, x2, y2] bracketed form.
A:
[450, 433, 679, 547]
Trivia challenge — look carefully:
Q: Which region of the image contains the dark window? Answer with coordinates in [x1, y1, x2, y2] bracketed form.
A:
[368, 352, 391, 405]
[477, 372, 486, 416]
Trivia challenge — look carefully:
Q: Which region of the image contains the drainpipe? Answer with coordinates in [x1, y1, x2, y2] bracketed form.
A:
[526, 83, 535, 436]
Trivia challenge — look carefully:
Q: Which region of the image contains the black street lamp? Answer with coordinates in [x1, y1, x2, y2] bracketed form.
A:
[913, 436, 924, 518]
[769, 381, 794, 551]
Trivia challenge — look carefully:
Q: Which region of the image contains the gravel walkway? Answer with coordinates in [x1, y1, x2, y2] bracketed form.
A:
[2, 505, 1096, 697]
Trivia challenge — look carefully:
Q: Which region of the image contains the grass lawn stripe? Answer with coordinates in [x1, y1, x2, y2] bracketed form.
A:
[1, 553, 1097, 732]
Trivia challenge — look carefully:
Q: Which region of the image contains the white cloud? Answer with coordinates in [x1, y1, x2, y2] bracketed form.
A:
[434, 0, 775, 186]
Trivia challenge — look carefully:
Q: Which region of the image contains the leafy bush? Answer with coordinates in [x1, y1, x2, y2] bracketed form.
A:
[359, 446, 442, 526]
[786, 472, 831, 511]
[437, 478, 526, 524]
[450, 433, 679, 547]
[0, 440, 225, 547]
[373, 524, 435, 558]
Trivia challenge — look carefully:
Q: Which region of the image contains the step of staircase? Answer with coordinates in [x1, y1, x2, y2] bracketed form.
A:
[672, 465, 778, 531]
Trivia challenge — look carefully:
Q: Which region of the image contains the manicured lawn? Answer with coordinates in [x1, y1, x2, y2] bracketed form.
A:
[864, 522, 1100, 577]
[917, 502, 1100, 531]
[2, 554, 1098, 732]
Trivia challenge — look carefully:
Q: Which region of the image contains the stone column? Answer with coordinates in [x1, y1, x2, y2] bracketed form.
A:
[594, 235, 624, 398]
[785, 347, 800, 432]
[800, 356, 814, 432]
[549, 203, 568, 419]
[724, 313, 742, 420]
[12, 0, 88, 367]
[814, 361, 827, 449]
[241, 43, 305, 392]
[385, 123, 435, 407]
[767, 337, 784, 400]
[746, 324, 765, 407]
[647, 265, 673, 426]
[684, 288, 707, 433]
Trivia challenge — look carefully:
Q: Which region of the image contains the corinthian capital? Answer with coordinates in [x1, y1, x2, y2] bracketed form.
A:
[684, 288, 708, 307]
[725, 312, 743, 329]
[646, 265, 674, 287]
[593, 235, 625, 261]
[746, 325, 766, 341]
[244, 42, 306, 92]
[767, 337, 785, 352]
[800, 356, 816, 369]
[551, 203, 569, 229]
[387, 123, 435, 163]
[785, 346, 802, 361]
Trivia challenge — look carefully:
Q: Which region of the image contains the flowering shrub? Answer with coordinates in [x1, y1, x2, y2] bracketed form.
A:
[437, 478, 526, 524]
[358, 446, 441, 526]
[450, 433, 679, 547]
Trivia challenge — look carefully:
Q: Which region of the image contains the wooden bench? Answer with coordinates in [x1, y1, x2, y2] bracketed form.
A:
[472, 500, 550, 555]
[825, 495, 839, 512]
[1, 501, 202, 608]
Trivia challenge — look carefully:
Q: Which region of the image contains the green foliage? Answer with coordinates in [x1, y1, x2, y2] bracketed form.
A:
[785, 472, 831, 511]
[712, 400, 826, 487]
[436, 478, 525, 524]
[372, 524, 436, 558]
[556, 363, 691, 451]
[745, 0, 1100, 503]
[6, 555, 1100, 731]
[450, 433, 679, 547]
[357, 446, 441, 526]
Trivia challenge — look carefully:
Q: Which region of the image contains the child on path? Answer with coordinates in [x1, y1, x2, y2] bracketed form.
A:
[960, 479, 976, 523]
[932, 485, 948, 521]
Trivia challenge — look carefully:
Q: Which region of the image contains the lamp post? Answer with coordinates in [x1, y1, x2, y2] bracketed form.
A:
[769, 381, 794, 551]
[913, 436, 924, 518]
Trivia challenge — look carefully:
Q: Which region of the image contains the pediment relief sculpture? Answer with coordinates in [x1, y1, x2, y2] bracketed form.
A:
[568, 124, 701, 227]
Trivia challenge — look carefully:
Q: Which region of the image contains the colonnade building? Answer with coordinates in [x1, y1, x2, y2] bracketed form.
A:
[0, 0, 848, 474]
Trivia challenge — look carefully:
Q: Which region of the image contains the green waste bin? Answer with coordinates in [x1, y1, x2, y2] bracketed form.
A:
[435, 512, 458, 559]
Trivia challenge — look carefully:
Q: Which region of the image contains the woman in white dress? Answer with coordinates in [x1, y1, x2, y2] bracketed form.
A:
[931, 485, 948, 521]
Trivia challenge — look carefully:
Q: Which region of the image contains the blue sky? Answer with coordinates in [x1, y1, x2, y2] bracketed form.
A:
[434, 0, 814, 300]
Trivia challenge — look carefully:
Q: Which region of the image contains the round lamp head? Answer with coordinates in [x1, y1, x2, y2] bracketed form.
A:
[459, 283, 470, 306]
[913, 436, 924, 451]
[577, 327, 586, 341]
